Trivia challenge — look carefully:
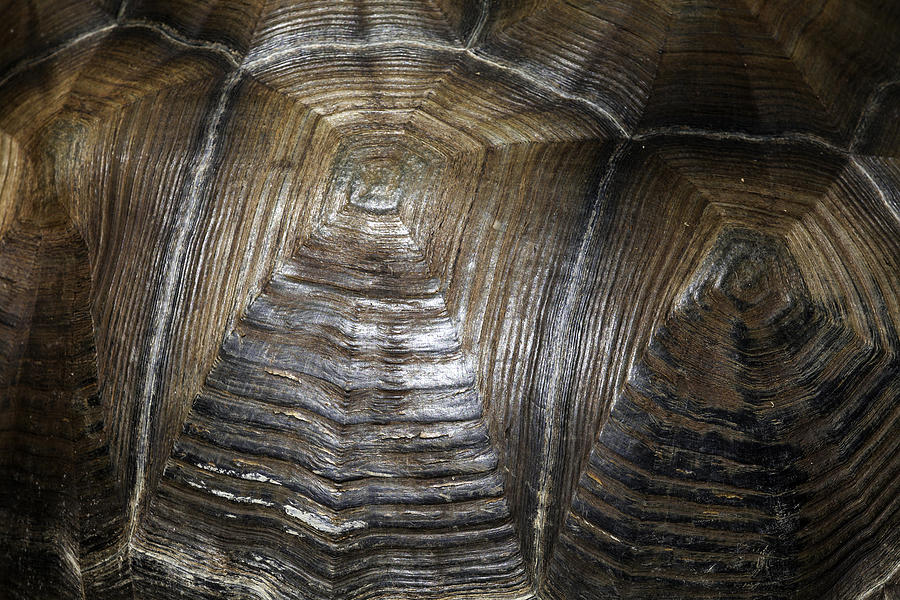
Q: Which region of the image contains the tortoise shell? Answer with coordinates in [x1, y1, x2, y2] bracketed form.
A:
[0, 1, 898, 599]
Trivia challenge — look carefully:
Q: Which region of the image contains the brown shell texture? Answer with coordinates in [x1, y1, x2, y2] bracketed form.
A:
[1, 1, 899, 599]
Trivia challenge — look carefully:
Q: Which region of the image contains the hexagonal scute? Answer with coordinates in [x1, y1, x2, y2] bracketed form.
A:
[136, 205, 530, 599]
[547, 228, 898, 599]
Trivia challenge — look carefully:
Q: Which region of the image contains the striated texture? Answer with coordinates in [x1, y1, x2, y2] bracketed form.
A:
[548, 229, 897, 599]
[0, 195, 131, 598]
[0, 1, 898, 599]
[136, 205, 529, 598]
[541, 138, 900, 599]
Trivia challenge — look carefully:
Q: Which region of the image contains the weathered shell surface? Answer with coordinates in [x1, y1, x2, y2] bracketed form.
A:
[0, 1, 898, 599]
